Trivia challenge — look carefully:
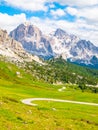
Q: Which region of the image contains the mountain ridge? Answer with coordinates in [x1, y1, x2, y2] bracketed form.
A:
[10, 23, 54, 60]
[9, 23, 98, 69]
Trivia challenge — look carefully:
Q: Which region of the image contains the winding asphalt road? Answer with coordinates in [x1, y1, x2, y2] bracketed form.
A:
[21, 98, 98, 106]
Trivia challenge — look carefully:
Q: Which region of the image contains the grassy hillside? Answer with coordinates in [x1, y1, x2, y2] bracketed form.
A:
[24, 57, 98, 92]
[0, 57, 98, 129]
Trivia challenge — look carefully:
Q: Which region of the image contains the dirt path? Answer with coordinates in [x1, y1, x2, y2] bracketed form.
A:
[21, 98, 98, 106]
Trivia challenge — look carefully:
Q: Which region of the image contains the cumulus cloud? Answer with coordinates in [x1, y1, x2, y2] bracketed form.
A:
[0, 13, 26, 32]
[3, 0, 98, 10]
[49, 3, 55, 9]
[66, 7, 98, 23]
[4, 0, 48, 11]
[54, 0, 98, 7]
[66, 7, 78, 16]
[50, 9, 66, 17]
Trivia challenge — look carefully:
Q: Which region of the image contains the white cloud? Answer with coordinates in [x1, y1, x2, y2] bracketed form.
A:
[49, 3, 55, 9]
[66, 7, 78, 16]
[54, 0, 98, 7]
[4, 0, 98, 10]
[50, 9, 66, 17]
[4, 0, 48, 11]
[66, 6, 98, 23]
[78, 7, 98, 23]
[0, 13, 26, 33]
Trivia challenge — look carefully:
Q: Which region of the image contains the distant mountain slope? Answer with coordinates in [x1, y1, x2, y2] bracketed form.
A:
[10, 23, 98, 68]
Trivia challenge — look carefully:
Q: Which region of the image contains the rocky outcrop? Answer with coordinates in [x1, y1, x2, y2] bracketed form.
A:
[10, 23, 53, 59]
[0, 28, 43, 64]
[0, 29, 23, 50]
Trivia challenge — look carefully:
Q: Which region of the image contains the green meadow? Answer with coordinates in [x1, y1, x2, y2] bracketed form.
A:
[0, 60, 98, 130]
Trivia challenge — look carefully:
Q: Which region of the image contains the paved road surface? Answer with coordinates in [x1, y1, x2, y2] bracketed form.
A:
[21, 98, 98, 106]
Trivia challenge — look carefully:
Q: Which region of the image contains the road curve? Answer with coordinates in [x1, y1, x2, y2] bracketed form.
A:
[21, 98, 98, 106]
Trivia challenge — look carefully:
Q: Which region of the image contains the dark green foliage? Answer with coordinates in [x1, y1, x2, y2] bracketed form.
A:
[0, 56, 98, 92]
[91, 87, 98, 93]
[24, 57, 98, 86]
[78, 83, 87, 92]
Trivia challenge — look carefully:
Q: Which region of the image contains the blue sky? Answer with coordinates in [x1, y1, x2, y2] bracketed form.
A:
[0, 0, 98, 46]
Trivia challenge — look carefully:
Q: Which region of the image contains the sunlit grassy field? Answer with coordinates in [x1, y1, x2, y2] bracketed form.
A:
[0, 60, 98, 130]
[0, 78, 98, 130]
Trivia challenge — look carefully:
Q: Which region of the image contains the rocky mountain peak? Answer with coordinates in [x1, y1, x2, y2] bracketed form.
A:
[10, 23, 98, 68]
[54, 28, 68, 38]
[10, 23, 42, 41]
[10, 23, 53, 59]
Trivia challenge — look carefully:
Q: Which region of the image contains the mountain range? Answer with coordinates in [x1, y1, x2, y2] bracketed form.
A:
[0, 25, 98, 85]
[9, 23, 98, 68]
[0, 23, 98, 68]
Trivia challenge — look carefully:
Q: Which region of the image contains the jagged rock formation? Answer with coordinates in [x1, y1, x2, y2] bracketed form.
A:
[0, 28, 43, 64]
[50, 28, 98, 67]
[10, 23, 98, 68]
[10, 23, 53, 59]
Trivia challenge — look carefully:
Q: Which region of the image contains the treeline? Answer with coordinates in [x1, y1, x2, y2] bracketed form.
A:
[25, 57, 98, 88]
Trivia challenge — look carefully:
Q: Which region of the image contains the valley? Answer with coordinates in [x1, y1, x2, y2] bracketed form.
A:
[1, 1, 98, 130]
[0, 20, 98, 130]
[0, 57, 98, 130]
